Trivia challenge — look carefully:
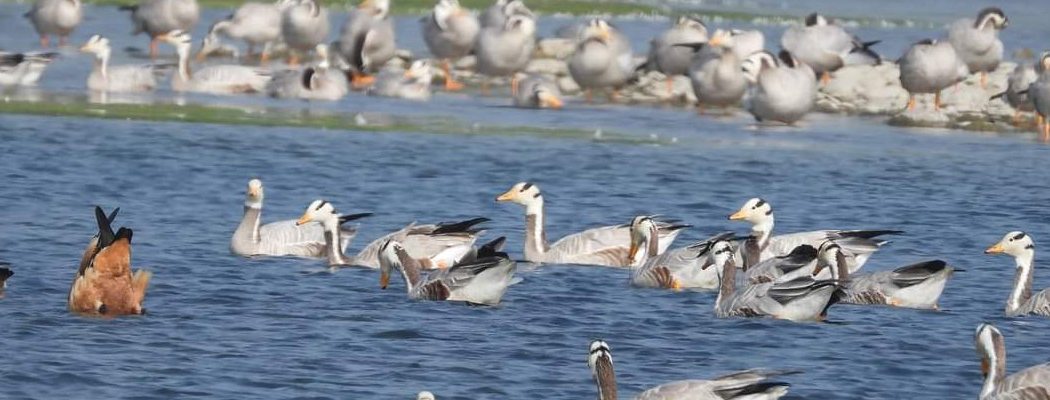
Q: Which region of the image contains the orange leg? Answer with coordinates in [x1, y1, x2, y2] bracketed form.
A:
[260, 52, 270, 65]
[981, 72, 987, 89]
[665, 77, 674, 95]
[906, 95, 916, 111]
[40, 35, 49, 48]
[287, 54, 299, 67]
[1012, 110, 1021, 126]
[442, 60, 463, 91]
[511, 75, 519, 96]
[821, 71, 830, 85]
[481, 80, 490, 95]
[584, 90, 594, 104]
[351, 71, 374, 89]
[1043, 122, 1050, 140]
[934, 91, 942, 111]
[59, 35, 68, 47]
[1038, 114, 1045, 131]
[608, 89, 620, 102]
[149, 37, 158, 59]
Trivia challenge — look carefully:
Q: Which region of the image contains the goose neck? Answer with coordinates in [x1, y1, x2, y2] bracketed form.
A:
[1007, 252, 1034, 313]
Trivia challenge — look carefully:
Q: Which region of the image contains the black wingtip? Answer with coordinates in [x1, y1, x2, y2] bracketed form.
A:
[432, 217, 490, 234]
[339, 213, 373, 223]
[477, 236, 507, 258]
[672, 41, 706, 51]
[95, 206, 117, 249]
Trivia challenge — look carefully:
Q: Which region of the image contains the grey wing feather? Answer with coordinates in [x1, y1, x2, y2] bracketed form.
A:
[1019, 288, 1050, 316]
[997, 364, 1050, 399]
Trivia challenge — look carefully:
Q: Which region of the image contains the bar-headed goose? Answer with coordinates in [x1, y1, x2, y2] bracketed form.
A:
[629, 216, 734, 290]
[985, 231, 1050, 317]
[728, 29, 764, 60]
[587, 340, 797, 400]
[0, 51, 58, 86]
[354, 216, 490, 269]
[231, 179, 367, 259]
[293, 200, 376, 267]
[780, 12, 880, 84]
[898, 38, 969, 111]
[335, 0, 397, 89]
[975, 324, 1050, 400]
[368, 59, 433, 101]
[422, 0, 479, 91]
[120, 0, 200, 59]
[281, 0, 329, 66]
[744, 234, 889, 285]
[496, 182, 686, 267]
[69, 207, 151, 316]
[479, 0, 531, 29]
[948, 7, 1008, 89]
[25, 0, 82, 48]
[813, 241, 954, 309]
[159, 30, 272, 94]
[728, 198, 901, 271]
[568, 19, 634, 103]
[378, 238, 516, 305]
[475, 13, 536, 95]
[80, 35, 161, 92]
[417, 391, 435, 400]
[741, 51, 817, 125]
[994, 62, 1039, 126]
[0, 266, 12, 299]
[513, 74, 563, 109]
[680, 29, 748, 113]
[643, 15, 707, 94]
[198, 0, 292, 64]
[1028, 54, 1050, 138]
[267, 44, 349, 101]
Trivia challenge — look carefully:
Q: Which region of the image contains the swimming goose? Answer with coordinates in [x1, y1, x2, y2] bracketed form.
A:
[25, 0, 82, 48]
[728, 198, 901, 271]
[267, 44, 349, 101]
[475, 13, 536, 95]
[69, 206, 151, 316]
[1027, 54, 1050, 138]
[80, 35, 161, 92]
[706, 240, 841, 321]
[568, 19, 634, 103]
[354, 217, 490, 269]
[334, 0, 397, 89]
[160, 30, 272, 94]
[975, 324, 1050, 400]
[898, 38, 970, 111]
[378, 238, 516, 305]
[588, 340, 796, 400]
[948, 7, 1008, 89]
[629, 216, 734, 290]
[281, 0, 329, 66]
[741, 51, 817, 124]
[780, 12, 881, 84]
[813, 241, 954, 309]
[0, 266, 12, 299]
[643, 15, 707, 93]
[985, 231, 1050, 317]
[479, 0, 531, 29]
[513, 74, 563, 109]
[120, 0, 199, 59]
[231, 179, 365, 258]
[744, 235, 889, 285]
[679, 29, 748, 113]
[0, 51, 58, 86]
[368, 59, 433, 101]
[496, 182, 686, 267]
[198, 0, 292, 64]
[422, 0, 479, 91]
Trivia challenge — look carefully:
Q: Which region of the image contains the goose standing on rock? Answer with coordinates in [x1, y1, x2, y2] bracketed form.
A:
[780, 12, 881, 84]
[587, 340, 797, 400]
[281, 0, 329, 66]
[741, 51, 817, 125]
[898, 38, 970, 111]
[974, 324, 1050, 399]
[475, 13, 536, 95]
[160, 30, 273, 94]
[568, 19, 634, 103]
[335, 0, 396, 89]
[995, 61, 1039, 126]
[25, 0, 82, 48]
[1027, 54, 1050, 139]
[198, 0, 293, 64]
[643, 15, 707, 94]
[479, 0, 531, 29]
[378, 238, 516, 305]
[628, 215, 734, 290]
[948, 7, 1008, 89]
[69, 207, 151, 316]
[495, 182, 686, 267]
[80, 35, 161, 92]
[120, 0, 200, 59]
[0, 51, 58, 86]
[680, 29, 748, 114]
[267, 44, 349, 101]
[368, 59, 433, 101]
[512, 75, 563, 109]
[985, 231, 1050, 317]
[813, 241, 954, 309]
[421, 0, 478, 91]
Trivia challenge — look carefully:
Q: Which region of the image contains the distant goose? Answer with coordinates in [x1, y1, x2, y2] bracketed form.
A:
[728, 29, 764, 60]
[417, 391, 435, 400]
[898, 38, 969, 111]
[741, 51, 817, 124]
[993, 62, 1039, 126]
[198, 0, 293, 63]
[679, 29, 748, 113]
[643, 15, 707, 93]
[0, 51, 58, 86]
[475, 13, 536, 95]
[948, 7, 1008, 89]
[496, 182, 687, 267]
[1027, 54, 1050, 138]
[479, 0, 531, 29]
[568, 19, 634, 103]
[334, 0, 397, 89]
[24, 0, 82, 48]
[120, 0, 200, 59]
[628, 215, 734, 290]
[368, 59, 433, 101]
[813, 241, 954, 309]
[421, 0, 479, 91]
[160, 30, 273, 94]
[378, 237, 516, 305]
[80, 35, 161, 92]
[281, 0, 329, 66]
[587, 340, 797, 400]
[0, 266, 12, 299]
[780, 12, 881, 84]
[69, 207, 151, 316]
[974, 324, 1050, 399]
[985, 231, 1050, 317]
[512, 74, 563, 109]
[267, 44, 349, 101]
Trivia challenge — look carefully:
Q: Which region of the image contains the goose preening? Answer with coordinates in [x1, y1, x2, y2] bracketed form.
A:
[24, 0, 82, 48]
[335, 0, 397, 89]
[993, 62, 1039, 126]
[628, 215, 734, 290]
[680, 29, 748, 114]
[421, 0, 479, 91]
[292, 200, 375, 267]
[479, 0, 531, 29]
[568, 19, 634, 103]
[496, 182, 686, 267]
[231, 179, 366, 259]
[643, 15, 707, 93]
[1028, 54, 1050, 138]
[780, 12, 881, 84]
[475, 13, 536, 95]
[368, 59, 434, 101]
[975, 324, 1050, 400]
[281, 0, 329, 66]
[587, 340, 797, 400]
[948, 7, 1008, 89]
[159, 30, 272, 94]
[813, 241, 954, 309]
[985, 231, 1050, 317]
[267, 44, 350, 101]
[0, 51, 58, 86]
[0, 266, 12, 299]
[120, 0, 200, 59]
[378, 237, 516, 305]
[512, 74, 563, 109]
[198, 0, 293, 63]
[898, 38, 969, 111]
[80, 35, 161, 92]
[728, 29, 764, 60]
[69, 206, 151, 316]
[741, 51, 817, 125]
[728, 198, 901, 271]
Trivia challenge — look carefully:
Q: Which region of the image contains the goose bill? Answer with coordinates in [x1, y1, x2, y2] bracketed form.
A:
[295, 214, 311, 226]
[728, 210, 746, 220]
[981, 358, 990, 377]
[496, 190, 516, 202]
[628, 242, 639, 261]
[984, 244, 1005, 254]
[380, 269, 390, 289]
[538, 92, 562, 109]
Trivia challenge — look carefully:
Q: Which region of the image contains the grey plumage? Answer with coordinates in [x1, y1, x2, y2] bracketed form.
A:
[948, 7, 1007, 77]
[25, 0, 82, 46]
[379, 239, 516, 305]
[0, 51, 58, 86]
[334, 0, 396, 76]
[644, 15, 708, 77]
[568, 19, 635, 93]
[742, 51, 817, 124]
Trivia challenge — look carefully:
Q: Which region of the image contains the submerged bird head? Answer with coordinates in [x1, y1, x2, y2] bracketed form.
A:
[975, 7, 1008, 30]
[984, 231, 1034, 258]
[628, 216, 657, 263]
[245, 178, 264, 208]
[580, 19, 613, 43]
[728, 197, 773, 225]
[974, 323, 1006, 382]
[296, 199, 339, 227]
[378, 239, 405, 289]
[79, 35, 111, 57]
[496, 182, 542, 208]
[804, 12, 830, 27]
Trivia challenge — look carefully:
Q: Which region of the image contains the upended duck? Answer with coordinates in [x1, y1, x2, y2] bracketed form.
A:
[629, 215, 734, 290]
[948, 7, 1008, 89]
[512, 74, 563, 109]
[679, 29, 748, 114]
[368, 60, 433, 101]
[985, 231, 1050, 317]
[0, 51, 58, 86]
[120, 0, 199, 59]
[80, 35, 162, 92]
[69, 206, 151, 316]
[898, 38, 969, 111]
[642, 15, 707, 94]
[813, 240, 954, 309]
[421, 0, 478, 91]
[780, 12, 881, 84]
[568, 18, 634, 103]
[334, 0, 396, 89]
[378, 237, 516, 305]
[496, 182, 687, 267]
[198, 0, 293, 64]
[160, 30, 272, 94]
[588, 340, 797, 400]
[741, 50, 817, 125]
[974, 324, 1050, 400]
[267, 44, 350, 101]
[25, 0, 82, 48]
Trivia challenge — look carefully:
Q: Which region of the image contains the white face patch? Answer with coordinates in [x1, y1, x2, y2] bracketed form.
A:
[587, 341, 611, 376]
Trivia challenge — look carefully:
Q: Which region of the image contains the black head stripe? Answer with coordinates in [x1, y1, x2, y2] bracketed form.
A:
[754, 198, 766, 208]
[1012, 232, 1027, 241]
[804, 12, 819, 26]
[916, 38, 935, 45]
[521, 182, 534, 192]
[1025, 244, 1035, 250]
[315, 200, 328, 211]
[590, 342, 610, 355]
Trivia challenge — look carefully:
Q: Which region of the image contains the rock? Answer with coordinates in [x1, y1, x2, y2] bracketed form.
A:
[888, 107, 951, 128]
[526, 58, 568, 76]
[536, 38, 576, 60]
[818, 63, 908, 115]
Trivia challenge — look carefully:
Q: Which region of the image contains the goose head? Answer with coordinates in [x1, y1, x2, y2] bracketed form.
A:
[579, 18, 613, 44]
[502, 0, 533, 19]
[296, 199, 340, 229]
[974, 323, 1007, 397]
[742, 51, 777, 83]
[628, 215, 657, 264]
[79, 35, 111, 58]
[706, 29, 735, 49]
[378, 239, 404, 290]
[196, 32, 221, 61]
[532, 85, 562, 109]
[812, 241, 846, 279]
[417, 391, 435, 400]
[588, 340, 618, 400]
[158, 30, 193, 57]
[728, 197, 773, 226]
[496, 182, 543, 210]
[504, 14, 536, 36]
[804, 12, 829, 27]
[359, 0, 389, 18]
[985, 231, 1034, 259]
[777, 49, 802, 68]
[245, 178, 264, 208]
[975, 7, 1008, 30]
[704, 240, 735, 271]
[675, 15, 707, 34]
[404, 60, 434, 84]
[1038, 52, 1050, 74]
